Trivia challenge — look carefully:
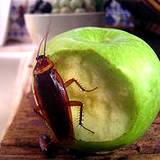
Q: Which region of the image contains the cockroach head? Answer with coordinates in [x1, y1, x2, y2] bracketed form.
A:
[34, 56, 54, 75]
[36, 55, 45, 60]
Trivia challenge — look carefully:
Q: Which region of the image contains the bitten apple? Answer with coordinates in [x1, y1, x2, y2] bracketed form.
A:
[46, 27, 160, 152]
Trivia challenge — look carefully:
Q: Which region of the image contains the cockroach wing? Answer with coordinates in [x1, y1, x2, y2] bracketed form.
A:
[33, 68, 74, 143]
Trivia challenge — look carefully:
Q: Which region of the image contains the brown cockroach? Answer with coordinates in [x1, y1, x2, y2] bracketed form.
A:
[32, 32, 97, 151]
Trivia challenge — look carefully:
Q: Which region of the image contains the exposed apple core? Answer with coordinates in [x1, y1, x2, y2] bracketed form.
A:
[52, 51, 134, 142]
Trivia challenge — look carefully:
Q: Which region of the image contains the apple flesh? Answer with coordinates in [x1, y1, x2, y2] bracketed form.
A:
[46, 27, 160, 152]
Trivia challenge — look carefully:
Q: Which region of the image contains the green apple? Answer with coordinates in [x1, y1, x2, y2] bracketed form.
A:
[46, 27, 160, 152]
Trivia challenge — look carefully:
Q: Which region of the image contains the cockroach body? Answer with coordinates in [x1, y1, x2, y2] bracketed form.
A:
[32, 33, 97, 148]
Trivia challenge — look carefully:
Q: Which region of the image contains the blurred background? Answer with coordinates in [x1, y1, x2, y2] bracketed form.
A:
[0, 0, 160, 56]
[0, 0, 160, 142]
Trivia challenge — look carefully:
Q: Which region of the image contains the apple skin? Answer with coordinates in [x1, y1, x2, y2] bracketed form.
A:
[46, 27, 160, 152]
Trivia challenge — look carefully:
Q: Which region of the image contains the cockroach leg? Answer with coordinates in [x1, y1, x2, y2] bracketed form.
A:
[39, 134, 52, 152]
[69, 101, 94, 134]
[39, 134, 57, 156]
[64, 78, 97, 92]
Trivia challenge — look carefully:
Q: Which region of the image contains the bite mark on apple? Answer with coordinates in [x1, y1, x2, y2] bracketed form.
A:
[54, 51, 134, 142]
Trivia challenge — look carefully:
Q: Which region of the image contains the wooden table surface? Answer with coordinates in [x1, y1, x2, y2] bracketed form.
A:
[0, 91, 160, 160]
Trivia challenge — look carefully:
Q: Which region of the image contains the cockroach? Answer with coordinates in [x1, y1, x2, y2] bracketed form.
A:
[32, 31, 97, 151]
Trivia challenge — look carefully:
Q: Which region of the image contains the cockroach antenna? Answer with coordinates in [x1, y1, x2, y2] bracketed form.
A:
[43, 28, 49, 57]
[36, 20, 52, 59]
[36, 36, 46, 60]
[43, 20, 52, 57]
